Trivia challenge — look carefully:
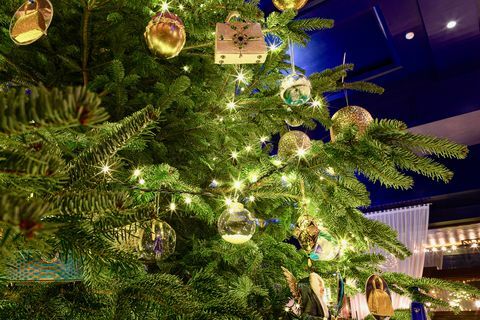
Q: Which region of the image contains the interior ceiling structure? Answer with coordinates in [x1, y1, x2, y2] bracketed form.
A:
[260, 0, 480, 221]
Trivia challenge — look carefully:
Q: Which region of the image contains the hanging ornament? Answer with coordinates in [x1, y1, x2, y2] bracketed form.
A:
[335, 274, 345, 317]
[144, 11, 186, 59]
[310, 226, 339, 261]
[411, 301, 428, 320]
[293, 215, 319, 253]
[280, 73, 312, 106]
[272, 0, 309, 11]
[215, 12, 267, 64]
[282, 267, 330, 319]
[218, 202, 256, 244]
[138, 220, 176, 262]
[330, 105, 373, 142]
[285, 118, 303, 127]
[365, 275, 394, 318]
[277, 130, 311, 159]
[9, 0, 54, 46]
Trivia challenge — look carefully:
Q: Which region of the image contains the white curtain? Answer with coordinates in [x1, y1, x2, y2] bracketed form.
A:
[350, 204, 430, 319]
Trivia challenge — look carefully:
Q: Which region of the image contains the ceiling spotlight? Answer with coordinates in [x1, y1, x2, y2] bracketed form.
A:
[405, 32, 415, 40]
[446, 21, 457, 29]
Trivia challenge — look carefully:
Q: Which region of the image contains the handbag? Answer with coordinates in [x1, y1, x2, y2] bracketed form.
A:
[367, 276, 394, 317]
[11, 1, 47, 43]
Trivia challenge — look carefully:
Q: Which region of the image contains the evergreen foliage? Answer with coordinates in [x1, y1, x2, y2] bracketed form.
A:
[0, 0, 478, 319]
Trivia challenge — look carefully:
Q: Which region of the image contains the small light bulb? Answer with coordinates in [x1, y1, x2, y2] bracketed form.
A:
[310, 100, 322, 108]
[184, 196, 192, 204]
[235, 69, 248, 84]
[441, 246, 447, 252]
[101, 165, 110, 174]
[160, 1, 169, 12]
[138, 178, 145, 185]
[471, 243, 478, 248]
[231, 151, 238, 160]
[29, 193, 34, 198]
[182, 65, 190, 72]
[284, 306, 290, 312]
[272, 159, 282, 167]
[260, 136, 268, 143]
[245, 145, 252, 152]
[426, 302, 432, 307]
[268, 41, 281, 52]
[432, 247, 438, 252]
[475, 300, 480, 308]
[405, 32, 415, 40]
[249, 174, 258, 183]
[451, 245, 457, 250]
[248, 195, 255, 202]
[225, 197, 233, 206]
[296, 148, 307, 157]
[133, 169, 142, 177]
[178, 4, 184, 10]
[169, 202, 176, 211]
[226, 101, 237, 111]
[233, 180, 243, 190]
[446, 20, 457, 29]
[210, 179, 219, 188]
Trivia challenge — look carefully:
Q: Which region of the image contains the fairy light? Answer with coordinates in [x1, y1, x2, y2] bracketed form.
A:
[184, 196, 192, 204]
[234, 69, 248, 84]
[233, 179, 243, 190]
[169, 202, 177, 211]
[431, 247, 438, 252]
[260, 136, 268, 143]
[248, 195, 255, 202]
[178, 4, 184, 10]
[101, 164, 111, 174]
[268, 41, 281, 52]
[284, 306, 290, 312]
[160, 1, 170, 12]
[244, 145, 253, 153]
[475, 300, 480, 308]
[451, 244, 458, 250]
[230, 151, 239, 160]
[326, 167, 335, 175]
[133, 168, 142, 177]
[182, 65, 191, 72]
[296, 148, 307, 157]
[310, 99, 322, 108]
[471, 243, 478, 248]
[210, 179, 219, 187]
[225, 197, 233, 206]
[249, 173, 258, 183]
[441, 246, 447, 252]
[226, 100, 237, 111]
[138, 178, 145, 185]
[272, 159, 282, 167]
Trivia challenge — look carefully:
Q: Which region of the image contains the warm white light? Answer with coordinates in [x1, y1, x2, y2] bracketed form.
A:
[471, 243, 478, 248]
[101, 165, 111, 174]
[284, 306, 290, 312]
[233, 180, 243, 190]
[441, 246, 447, 252]
[160, 1, 170, 12]
[326, 167, 335, 175]
[231, 151, 239, 160]
[475, 300, 480, 308]
[169, 202, 176, 211]
[260, 136, 268, 143]
[182, 65, 191, 72]
[133, 169, 142, 177]
[268, 40, 281, 52]
[249, 173, 258, 183]
[431, 247, 438, 252]
[426, 302, 432, 307]
[296, 148, 307, 157]
[446, 21, 457, 29]
[178, 4, 184, 10]
[138, 178, 145, 185]
[245, 145, 252, 153]
[310, 100, 322, 108]
[405, 32, 415, 40]
[184, 196, 192, 204]
[235, 69, 248, 84]
[226, 101, 237, 111]
[248, 195, 255, 202]
[272, 159, 282, 167]
[225, 197, 233, 206]
[451, 245, 457, 250]
[211, 179, 219, 187]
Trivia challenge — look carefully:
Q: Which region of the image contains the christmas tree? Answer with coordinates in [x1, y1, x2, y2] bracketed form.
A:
[0, 0, 478, 319]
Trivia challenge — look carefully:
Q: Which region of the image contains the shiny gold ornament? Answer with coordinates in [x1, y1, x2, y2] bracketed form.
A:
[293, 215, 319, 253]
[278, 130, 311, 159]
[9, 0, 54, 46]
[144, 12, 186, 59]
[330, 105, 373, 142]
[272, 0, 309, 11]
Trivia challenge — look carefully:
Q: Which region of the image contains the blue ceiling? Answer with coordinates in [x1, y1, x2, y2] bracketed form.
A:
[260, 0, 480, 217]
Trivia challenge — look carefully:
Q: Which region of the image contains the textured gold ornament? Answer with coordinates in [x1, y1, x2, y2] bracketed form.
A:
[330, 105, 373, 142]
[278, 130, 311, 159]
[144, 12, 186, 59]
[293, 215, 319, 253]
[9, 0, 54, 46]
[272, 0, 309, 11]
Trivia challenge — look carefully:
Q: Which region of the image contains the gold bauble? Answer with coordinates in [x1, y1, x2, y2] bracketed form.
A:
[293, 215, 319, 253]
[330, 106, 373, 142]
[144, 12, 186, 59]
[273, 0, 309, 11]
[9, 0, 54, 46]
[278, 130, 311, 159]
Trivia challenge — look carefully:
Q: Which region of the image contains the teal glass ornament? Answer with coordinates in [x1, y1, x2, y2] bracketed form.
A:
[280, 73, 311, 106]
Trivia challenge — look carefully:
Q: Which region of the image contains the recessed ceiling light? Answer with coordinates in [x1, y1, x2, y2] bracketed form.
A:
[446, 21, 457, 29]
[405, 32, 415, 40]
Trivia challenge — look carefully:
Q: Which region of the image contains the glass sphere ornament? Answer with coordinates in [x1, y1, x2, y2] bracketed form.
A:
[144, 11, 186, 59]
[378, 252, 398, 271]
[138, 220, 176, 262]
[280, 73, 312, 106]
[218, 202, 256, 244]
[277, 130, 311, 159]
[310, 227, 339, 261]
[9, 0, 54, 46]
[330, 106, 373, 142]
[293, 215, 320, 253]
[273, 0, 309, 11]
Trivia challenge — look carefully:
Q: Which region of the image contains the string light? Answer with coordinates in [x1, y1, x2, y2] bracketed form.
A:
[234, 69, 248, 84]
[310, 100, 322, 108]
[160, 1, 170, 12]
[225, 197, 233, 206]
[169, 202, 177, 211]
[244, 145, 253, 153]
[248, 172, 258, 183]
[471, 243, 478, 248]
[184, 196, 192, 204]
[182, 65, 191, 72]
[226, 100, 237, 111]
[260, 136, 268, 143]
[451, 245, 458, 250]
[272, 159, 282, 167]
[138, 178, 145, 185]
[178, 4, 184, 10]
[296, 148, 307, 157]
[248, 195, 255, 202]
[233, 179, 243, 190]
[230, 151, 239, 160]
[133, 168, 142, 177]
[210, 179, 219, 188]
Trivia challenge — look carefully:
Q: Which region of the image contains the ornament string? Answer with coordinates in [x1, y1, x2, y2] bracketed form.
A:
[342, 52, 349, 106]
[289, 38, 296, 75]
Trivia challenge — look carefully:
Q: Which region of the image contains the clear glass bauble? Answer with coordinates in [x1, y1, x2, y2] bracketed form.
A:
[280, 73, 312, 106]
[138, 220, 176, 262]
[310, 227, 339, 261]
[218, 202, 256, 244]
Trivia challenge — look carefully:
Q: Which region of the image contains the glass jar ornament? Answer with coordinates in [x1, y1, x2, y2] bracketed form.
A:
[138, 220, 176, 262]
[280, 73, 312, 107]
[330, 106, 373, 142]
[277, 130, 311, 159]
[144, 11, 186, 59]
[9, 0, 54, 46]
[218, 202, 256, 244]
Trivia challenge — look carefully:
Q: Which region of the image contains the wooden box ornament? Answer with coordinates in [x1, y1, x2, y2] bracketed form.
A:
[215, 12, 267, 65]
